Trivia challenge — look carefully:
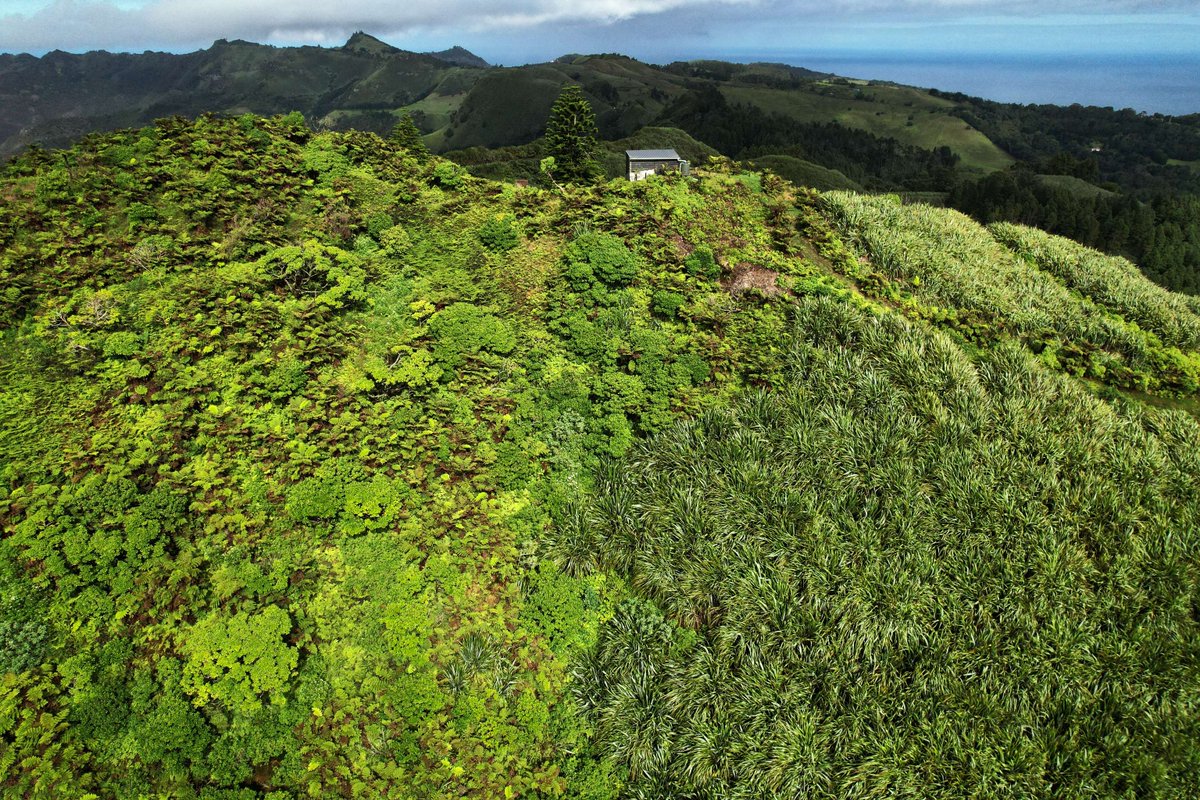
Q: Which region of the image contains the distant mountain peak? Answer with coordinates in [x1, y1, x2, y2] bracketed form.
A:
[342, 32, 400, 55]
[425, 46, 489, 69]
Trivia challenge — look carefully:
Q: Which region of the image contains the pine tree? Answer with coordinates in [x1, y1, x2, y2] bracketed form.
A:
[390, 114, 428, 159]
[544, 85, 600, 184]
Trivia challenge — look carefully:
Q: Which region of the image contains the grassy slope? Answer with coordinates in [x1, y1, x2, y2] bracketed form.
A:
[723, 82, 1014, 172]
[746, 154, 862, 191]
[1037, 173, 1116, 198]
[2, 116, 1198, 798]
[570, 299, 1200, 797]
[820, 192, 1200, 394]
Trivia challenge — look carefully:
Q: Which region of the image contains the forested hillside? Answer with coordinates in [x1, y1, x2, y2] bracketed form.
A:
[1, 115, 1198, 798]
[6, 35, 1200, 294]
[0, 34, 483, 158]
[948, 167, 1200, 294]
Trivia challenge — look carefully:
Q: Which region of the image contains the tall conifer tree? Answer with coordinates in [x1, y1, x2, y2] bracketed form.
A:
[544, 85, 600, 183]
[390, 113, 428, 159]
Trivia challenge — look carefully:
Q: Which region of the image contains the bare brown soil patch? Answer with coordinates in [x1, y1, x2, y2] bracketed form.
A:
[723, 263, 784, 296]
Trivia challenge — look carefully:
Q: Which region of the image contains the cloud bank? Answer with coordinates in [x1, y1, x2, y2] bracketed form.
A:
[2, 0, 1196, 55]
[6, 0, 741, 52]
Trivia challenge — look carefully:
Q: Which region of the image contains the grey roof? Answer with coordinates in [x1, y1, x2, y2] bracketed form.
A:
[626, 149, 681, 161]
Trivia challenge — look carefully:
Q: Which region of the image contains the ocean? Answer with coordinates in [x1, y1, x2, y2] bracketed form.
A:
[736, 53, 1200, 116]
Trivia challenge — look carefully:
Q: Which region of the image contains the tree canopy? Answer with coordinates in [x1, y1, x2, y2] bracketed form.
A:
[544, 84, 600, 183]
[389, 113, 428, 158]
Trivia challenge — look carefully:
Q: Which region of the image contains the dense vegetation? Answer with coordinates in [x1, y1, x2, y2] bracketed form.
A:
[564, 298, 1200, 797]
[7, 36, 1200, 294]
[659, 85, 961, 192]
[2, 113, 1199, 799]
[0, 113, 834, 797]
[948, 167, 1200, 294]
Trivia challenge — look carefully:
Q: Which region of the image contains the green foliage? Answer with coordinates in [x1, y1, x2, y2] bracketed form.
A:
[478, 214, 520, 252]
[567, 297, 1200, 798]
[0, 619, 49, 674]
[563, 232, 640, 294]
[651, 289, 686, 318]
[428, 302, 516, 366]
[544, 85, 601, 183]
[182, 606, 298, 717]
[432, 160, 467, 188]
[390, 113, 429, 158]
[683, 244, 721, 280]
[3, 112, 1198, 800]
[365, 210, 395, 239]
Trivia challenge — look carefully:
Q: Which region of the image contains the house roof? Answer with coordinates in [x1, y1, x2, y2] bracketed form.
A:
[626, 149, 681, 161]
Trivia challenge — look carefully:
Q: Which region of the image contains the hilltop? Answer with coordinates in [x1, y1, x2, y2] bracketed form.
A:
[5, 34, 1199, 191]
[6, 35, 1200, 296]
[0, 34, 487, 156]
[3, 35, 1195, 190]
[1, 114, 1198, 798]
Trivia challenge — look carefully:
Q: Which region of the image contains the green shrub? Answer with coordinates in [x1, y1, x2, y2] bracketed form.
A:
[366, 211, 395, 239]
[432, 161, 466, 189]
[428, 302, 516, 367]
[0, 618, 51, 673]
[285, 477, 343, 520]
[683, 245, 720, 280]
[564, 232, 640, 292]
[102, 331, 141, 358]
[478, 214, 520, 252]
[651, 290, 686, 319]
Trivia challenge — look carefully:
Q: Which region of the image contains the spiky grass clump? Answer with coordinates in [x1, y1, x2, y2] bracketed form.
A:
[564, 296, 1200, 798]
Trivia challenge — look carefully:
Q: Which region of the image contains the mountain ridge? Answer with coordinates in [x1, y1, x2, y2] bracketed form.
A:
[0, 34, 489, 157]
[2, 34, 1198, 295]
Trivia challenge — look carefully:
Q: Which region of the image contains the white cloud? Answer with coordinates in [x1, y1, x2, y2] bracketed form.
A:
[0, 0, 1195, 53]
[0, 0, 754, 52]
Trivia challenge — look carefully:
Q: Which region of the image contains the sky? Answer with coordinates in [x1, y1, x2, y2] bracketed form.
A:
[0, 0, 1197, 68]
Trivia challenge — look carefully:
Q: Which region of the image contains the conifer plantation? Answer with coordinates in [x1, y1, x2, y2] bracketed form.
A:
[0, 114, 1197, 798]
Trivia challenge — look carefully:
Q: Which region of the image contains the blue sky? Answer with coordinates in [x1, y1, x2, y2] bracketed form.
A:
[0, 0, 1197, 66]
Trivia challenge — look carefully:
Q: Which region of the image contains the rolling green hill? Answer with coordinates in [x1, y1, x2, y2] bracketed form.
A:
[443, 125, 720, 183]
[1, 115, 1198, 799]
[721, 80, 1013, 172]
[1037, 173, 1116, 198]
[0, 33, 485, 155]
[746, 155, 862, 191]
[0, 38, 1013, 173]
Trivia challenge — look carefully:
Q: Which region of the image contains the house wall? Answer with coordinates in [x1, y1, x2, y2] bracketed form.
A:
[626, 159, 681, 180]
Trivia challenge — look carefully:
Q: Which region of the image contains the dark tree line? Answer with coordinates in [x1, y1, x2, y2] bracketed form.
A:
[949, 167, 1200, 294]
[658, 85, 960, 191]
[933, 90, 1200, 196]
